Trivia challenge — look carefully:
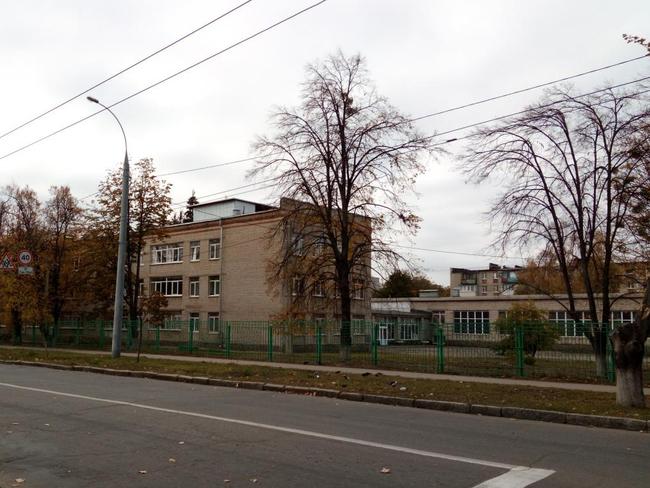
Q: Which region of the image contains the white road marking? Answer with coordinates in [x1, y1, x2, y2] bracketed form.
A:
[0, 381, 555, 486]
[472, 466, 555, 487]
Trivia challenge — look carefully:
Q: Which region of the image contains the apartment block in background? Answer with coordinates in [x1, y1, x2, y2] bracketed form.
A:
[450, 263, 522, 297]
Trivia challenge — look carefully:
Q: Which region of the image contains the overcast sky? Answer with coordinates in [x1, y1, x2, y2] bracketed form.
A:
[1, 0, 648, 285]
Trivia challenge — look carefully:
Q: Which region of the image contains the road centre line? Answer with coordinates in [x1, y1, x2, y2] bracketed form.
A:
[0, 381, 555, 487]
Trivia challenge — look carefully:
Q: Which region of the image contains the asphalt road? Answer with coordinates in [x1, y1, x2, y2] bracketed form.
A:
[0, 365, 648, 487]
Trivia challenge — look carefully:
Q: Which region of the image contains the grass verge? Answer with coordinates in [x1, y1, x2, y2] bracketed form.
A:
[1, 347, 648, 421]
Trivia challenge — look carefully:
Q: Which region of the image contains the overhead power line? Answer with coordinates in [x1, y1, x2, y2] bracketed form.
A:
[0, 0, 328, 162]
[170, 178, 279, 207]
[151, 75, 650, 179]
[409, 54, 648, 123]
[78, 75, 650, 205]
[0, 0, 254, 142]
[78, 80, 650, 205]
[425, 76, 650, 142]
[158, 155, 261, 177]
[0, 50, 644, 167]
[393, 244, 526, 261]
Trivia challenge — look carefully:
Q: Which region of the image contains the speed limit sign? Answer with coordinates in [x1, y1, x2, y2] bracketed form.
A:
[18, 250, 32, 265]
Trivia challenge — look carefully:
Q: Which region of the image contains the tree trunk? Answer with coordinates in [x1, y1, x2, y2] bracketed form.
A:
[136, 316, 144, 363]
[11, 308, 22, 345]
[339, 276, 352, 362]
[612, 323, 646, 407]
[589, 328, 609, 378]
[615, 362, 645, 408]
[612, 281, 649, 408]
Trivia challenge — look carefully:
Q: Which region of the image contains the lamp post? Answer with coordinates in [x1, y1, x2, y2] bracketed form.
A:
[87, 96, 129, 358]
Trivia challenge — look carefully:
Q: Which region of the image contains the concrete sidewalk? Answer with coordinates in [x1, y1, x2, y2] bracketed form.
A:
[2, 345, 618, 393]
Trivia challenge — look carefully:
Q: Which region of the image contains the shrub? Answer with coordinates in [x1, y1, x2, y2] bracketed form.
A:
[493, 302, 560, 359]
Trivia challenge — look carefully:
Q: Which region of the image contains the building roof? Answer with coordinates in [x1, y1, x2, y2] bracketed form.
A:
[190, 197, 275, 211]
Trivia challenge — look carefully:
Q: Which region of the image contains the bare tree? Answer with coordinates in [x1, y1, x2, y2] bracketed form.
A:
[251, 51, 435, 360]
[462, 85, 650, 406]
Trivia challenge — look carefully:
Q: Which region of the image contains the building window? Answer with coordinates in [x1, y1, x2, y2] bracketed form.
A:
[453, 311, 490, 334]
[380, 317, 397, 341]
[208, 313, 220, 333]
[189, 277, 200, 297]
[190, 241, 200, 261]
[163, 313, 183, 330]
[548, 311, 590, 336]
[313, 314, 326, 327]
[481, 285, 488, 295]
[151, 277, 183, 296]
[400, 318, 420, 341]
[611, 311, 635, 325]
[351, 315, 366, 334]
[481, 272, 487, 283]
[292, 276, 305, 296]
[138, 280, 145, 297]
[209, 238, 221, 260]
[292, 234, 304, 256]
[152, 243, 183, 264]
[313, 281, 324, 297]
[432, 311, 445, 324]
[209, 275, 220, 296]
[313, 234, 326, 255]
[190, 312, 200, 333]
[352, 279, 364, 300]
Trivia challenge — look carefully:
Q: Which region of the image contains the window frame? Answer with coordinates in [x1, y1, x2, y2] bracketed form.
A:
[453, 310, 490, 334]
[352, 278, 364, 300]
[208, 313, 220, 334]
[190, 241, 200, 262]
[150, 276, 183, 297]
[189, 312, 200, 333]
[189, 277, 200, 298]
[292, 276, 305, 296]
[313, 280, 324, 297]
[209, 238, 221, 260]
[208, 275, 221, 297]
[151, 243, 184, 264]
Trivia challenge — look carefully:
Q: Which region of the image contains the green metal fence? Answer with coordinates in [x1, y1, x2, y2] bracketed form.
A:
[1, 319, 648, 385]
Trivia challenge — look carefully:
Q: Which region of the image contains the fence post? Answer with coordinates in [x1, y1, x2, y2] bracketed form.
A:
[436, 326, 445, 374]
[155, 326, 161, 352]
[515, 327, 525, 377]
[126, 321, 133, 350]
[267, 324, 273, 362]
[187, 321, 194, 353]
[75, 321, 81, 346]
[371, 323, 378, 366]
[225, 324, 231, 358]
[31, 325, 36, 346]
[316, 325, 322, 365]
[98, 321, 105, 348]
[606, 326, 615, 383]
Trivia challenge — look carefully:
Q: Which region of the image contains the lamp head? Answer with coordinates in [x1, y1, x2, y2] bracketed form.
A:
[86, 96, 99, 104]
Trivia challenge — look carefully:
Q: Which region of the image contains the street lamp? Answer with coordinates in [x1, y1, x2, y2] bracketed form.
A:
[87, 96, 129, 359]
